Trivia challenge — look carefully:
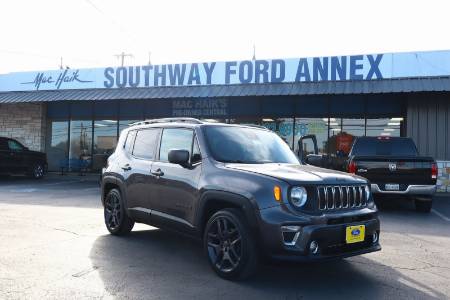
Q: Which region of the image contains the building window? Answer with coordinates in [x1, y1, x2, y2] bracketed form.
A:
[366, 118, 402, 137]
[294, 118, 328, 155]
[69, 120, 93, 171]
[119, 120, 142, 134]
[46, 121, 69, 171]
[93, 120, 118, 171]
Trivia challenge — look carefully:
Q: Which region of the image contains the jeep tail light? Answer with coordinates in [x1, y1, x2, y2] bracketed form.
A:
[348, 161, 357, 174]
[431, 163, 437, 179]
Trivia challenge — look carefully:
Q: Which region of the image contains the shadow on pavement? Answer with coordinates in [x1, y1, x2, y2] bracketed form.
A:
[90, 228, 445, 299]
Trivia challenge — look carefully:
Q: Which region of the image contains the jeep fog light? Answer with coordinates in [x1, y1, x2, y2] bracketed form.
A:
[310, 240, 319, 254]
[372, 232, 379, 244]
[290, 187, 307, 208]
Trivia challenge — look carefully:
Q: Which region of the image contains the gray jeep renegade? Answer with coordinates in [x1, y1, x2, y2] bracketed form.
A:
[101, 118, 381, 280]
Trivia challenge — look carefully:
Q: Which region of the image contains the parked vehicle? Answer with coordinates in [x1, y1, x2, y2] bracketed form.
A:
[101, 118, 381, 280]
[346, 137, 437, 212]
[0, 137, 47, 179]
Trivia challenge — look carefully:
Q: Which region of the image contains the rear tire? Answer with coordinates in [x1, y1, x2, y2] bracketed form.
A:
[104, 188, 134, 235]
[203, 208, 258, 281]
[415, 198, 432, 213]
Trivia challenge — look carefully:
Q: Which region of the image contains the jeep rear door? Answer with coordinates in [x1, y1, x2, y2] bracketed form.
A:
[125, 128, 161, 219]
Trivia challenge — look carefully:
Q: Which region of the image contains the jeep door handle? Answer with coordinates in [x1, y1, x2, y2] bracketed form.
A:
[121, 164, 132, 171]
[151, 169, 164, 177]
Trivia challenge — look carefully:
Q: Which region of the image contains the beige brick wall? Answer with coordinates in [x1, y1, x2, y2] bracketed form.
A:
[0, 103, 46, 151]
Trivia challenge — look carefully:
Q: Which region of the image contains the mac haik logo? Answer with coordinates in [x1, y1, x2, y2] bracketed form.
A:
[21, 69, 93, 90]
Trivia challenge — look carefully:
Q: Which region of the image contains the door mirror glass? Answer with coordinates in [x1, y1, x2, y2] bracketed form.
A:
[168, 149, 190, 167]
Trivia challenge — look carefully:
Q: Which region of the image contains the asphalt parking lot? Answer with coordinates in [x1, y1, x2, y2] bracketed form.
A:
[1, 175, 450, 300]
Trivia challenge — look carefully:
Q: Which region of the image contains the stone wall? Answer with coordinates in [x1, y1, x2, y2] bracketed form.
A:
[0, 103, 46, 151]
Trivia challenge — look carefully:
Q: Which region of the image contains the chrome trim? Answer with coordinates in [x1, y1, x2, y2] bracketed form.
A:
[281, 226, 302, 246]
[317, 185, 367, 211]
[371, 184, 436, 195]
[128, 207, 194, 228]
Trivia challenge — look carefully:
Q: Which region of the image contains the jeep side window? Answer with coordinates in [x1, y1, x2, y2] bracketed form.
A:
[159, 128, 194, 162]
[124, 130, 136, 153]
[191, 137, 202, 164]
[132, 129, 159, 160]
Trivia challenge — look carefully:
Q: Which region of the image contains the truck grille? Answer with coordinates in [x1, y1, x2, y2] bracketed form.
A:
[317, 185, 367, 211]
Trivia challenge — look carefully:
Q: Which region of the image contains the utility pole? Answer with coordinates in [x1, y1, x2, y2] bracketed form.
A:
[59, 57, 63, 69]
[252, 44, 256, 61]
[114, 51, 133, 66]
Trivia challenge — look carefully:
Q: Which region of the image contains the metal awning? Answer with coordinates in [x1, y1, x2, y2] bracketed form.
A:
[1, 76, 449, 103]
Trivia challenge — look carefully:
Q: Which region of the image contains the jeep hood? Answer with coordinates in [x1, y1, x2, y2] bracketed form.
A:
[225, 163, 367, 185]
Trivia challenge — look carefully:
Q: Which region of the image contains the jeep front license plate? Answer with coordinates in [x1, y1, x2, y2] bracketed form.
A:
[346, 225, 365, 244]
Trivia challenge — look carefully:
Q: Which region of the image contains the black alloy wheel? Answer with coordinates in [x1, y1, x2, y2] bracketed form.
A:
[204, 208, 258, 280]
[104, 189, 134, 235]
[32, 164, 44, 179]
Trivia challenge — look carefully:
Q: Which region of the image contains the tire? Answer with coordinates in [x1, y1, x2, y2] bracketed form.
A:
[203, 208, 258, 280]
[415, 198, 432, 213]
[104, 188, 134, 235]
[30, 163, 45, 179]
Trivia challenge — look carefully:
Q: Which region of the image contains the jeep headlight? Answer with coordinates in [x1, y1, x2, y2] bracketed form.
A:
[290, 187, 308, 208]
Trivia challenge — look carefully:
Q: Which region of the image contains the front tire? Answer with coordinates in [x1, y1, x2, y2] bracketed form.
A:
[30, 163, 45, 179]
[415, 198, 432, 213]
[203, 208, 258, 280]
[104, 189, 134, 235]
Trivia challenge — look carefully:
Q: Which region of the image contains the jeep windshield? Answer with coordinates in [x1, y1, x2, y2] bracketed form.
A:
[203, 125, 300, 164]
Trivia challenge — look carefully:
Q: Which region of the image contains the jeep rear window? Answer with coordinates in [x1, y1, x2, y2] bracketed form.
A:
[351, 137, 418, 156]
[204, 126, 299, 164]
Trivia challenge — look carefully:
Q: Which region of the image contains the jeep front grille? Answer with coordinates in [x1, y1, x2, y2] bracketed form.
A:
[317, 185, 367, 210]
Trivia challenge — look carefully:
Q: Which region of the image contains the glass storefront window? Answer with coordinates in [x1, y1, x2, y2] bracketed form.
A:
[119, 120, 142, 133]
[366, 118, 402, 137]
[261, 118, 294, 149]
[69, 120, 93, 171]
[294, 118, 328, 155]
[46, 121, 69, 171]
[93, 120, 118, 171]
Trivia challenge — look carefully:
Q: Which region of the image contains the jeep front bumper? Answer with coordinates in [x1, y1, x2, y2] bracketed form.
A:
[257, 206, 381, 261]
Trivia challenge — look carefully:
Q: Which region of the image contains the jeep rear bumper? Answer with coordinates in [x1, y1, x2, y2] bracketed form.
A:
[371, 184, 436, 195]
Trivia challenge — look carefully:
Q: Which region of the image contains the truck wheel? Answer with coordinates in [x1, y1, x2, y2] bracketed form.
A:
[415, 198, 432, 213]
[203, 208, 258, 280]
[104, 189, 134, 235]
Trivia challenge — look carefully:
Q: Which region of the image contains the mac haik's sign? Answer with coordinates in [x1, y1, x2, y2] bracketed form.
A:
[1, 50, 450, 92]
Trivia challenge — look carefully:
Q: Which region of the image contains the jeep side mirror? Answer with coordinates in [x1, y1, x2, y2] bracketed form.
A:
[305, 154, 323, 167]
[168, 149, 190, 167]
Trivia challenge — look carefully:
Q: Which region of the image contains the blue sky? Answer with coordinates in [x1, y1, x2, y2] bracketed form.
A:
[1, 0, 449, 73]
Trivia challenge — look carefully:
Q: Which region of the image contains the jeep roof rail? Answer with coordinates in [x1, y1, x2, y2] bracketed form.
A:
[129, 117, 203, 127]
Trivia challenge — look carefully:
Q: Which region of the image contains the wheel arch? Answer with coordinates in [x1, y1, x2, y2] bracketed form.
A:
[196, 190, 260, 239]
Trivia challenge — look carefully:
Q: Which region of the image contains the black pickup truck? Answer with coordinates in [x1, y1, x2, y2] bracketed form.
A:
[345, 137, 436, 212]
[300, 136, 437, 212]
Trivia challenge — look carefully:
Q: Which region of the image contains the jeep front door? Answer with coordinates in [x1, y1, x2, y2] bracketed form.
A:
[150, 128, 201, 231]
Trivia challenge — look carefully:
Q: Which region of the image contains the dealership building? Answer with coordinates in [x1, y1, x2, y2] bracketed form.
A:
[0, 49, 449, 191]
